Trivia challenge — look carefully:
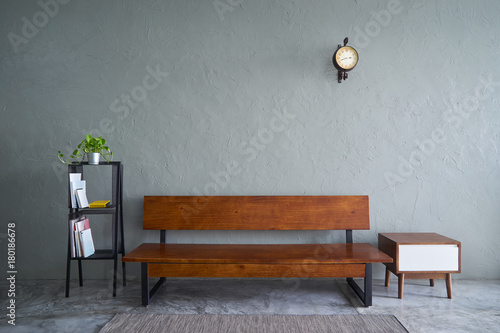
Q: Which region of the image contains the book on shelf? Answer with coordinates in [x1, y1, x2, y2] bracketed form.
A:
[70, 178, 87, 209]
[69, 173, 81, 208]
[74, 229, 82, 257]
[79, 228, 95, 257]
[74, 218, 88, 257]
[76, 188, 89, 208]
[71, 217, 93, 258]
[89, 200, 110, 208]
[68, 216, 85, 257]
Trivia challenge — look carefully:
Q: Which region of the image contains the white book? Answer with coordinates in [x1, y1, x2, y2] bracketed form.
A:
[71, 179, 86, 209]
[79, 228, 95, 258]
[69, 173, 81, 208]
[76, 188, 89, 208]
[68, 217, 83, 258]
[74, 230, 81, 257]
[74, 219, 90, 257]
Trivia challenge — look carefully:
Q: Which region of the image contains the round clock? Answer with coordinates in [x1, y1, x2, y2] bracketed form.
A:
[333, 46, 358, 71]
[332, 38, 358, 83]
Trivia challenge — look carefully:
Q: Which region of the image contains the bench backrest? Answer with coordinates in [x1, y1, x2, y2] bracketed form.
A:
[143, 195, 369, 231]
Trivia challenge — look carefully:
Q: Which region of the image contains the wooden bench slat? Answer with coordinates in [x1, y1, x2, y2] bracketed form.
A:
[122, 243, 392, 264]
[143, 196, 370, 230]
[148, 263, 367, 278]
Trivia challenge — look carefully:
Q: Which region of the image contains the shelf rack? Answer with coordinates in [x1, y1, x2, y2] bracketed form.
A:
[65, 161, 126, 297]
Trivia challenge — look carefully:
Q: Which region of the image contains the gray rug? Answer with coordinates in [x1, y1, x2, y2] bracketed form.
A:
[99, 314, 408, 333]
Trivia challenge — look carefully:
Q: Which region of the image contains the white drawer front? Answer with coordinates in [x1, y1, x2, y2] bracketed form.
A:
[399, 245, 459, 272]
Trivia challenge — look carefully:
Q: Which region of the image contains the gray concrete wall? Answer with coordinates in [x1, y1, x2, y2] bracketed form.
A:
[1, 0, 499, 280]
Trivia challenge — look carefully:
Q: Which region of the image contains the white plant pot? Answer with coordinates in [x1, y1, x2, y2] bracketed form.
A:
[88, 153, 100, 165]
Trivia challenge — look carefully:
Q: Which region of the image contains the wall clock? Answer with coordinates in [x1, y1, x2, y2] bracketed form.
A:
[333, 37, 358, 83]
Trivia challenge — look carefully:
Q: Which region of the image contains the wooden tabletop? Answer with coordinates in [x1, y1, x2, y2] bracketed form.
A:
[379, 233, 460, 245]
[122, 243, 393, 264]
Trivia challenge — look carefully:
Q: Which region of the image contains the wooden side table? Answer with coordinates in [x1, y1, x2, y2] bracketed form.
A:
[378, 233, 461, 299]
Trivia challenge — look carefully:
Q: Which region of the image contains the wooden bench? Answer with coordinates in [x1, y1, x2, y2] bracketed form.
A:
[122, 195, 393, 306]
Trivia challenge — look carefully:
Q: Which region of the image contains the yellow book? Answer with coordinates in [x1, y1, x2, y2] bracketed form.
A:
[89, 200, 110, 208]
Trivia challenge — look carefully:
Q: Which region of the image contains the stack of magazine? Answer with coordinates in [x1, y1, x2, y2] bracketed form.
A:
[69, 216, 95, 258]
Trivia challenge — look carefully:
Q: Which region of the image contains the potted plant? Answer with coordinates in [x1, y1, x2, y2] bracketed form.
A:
[58, 134, 113, 165]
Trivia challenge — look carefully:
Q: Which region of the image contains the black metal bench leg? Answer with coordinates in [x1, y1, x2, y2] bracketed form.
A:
[141, 263, 166, 306]
[364, 263, 372, 306]
[141, 263, 150, 306]
[122, 262, 127, 286]
[346, 263, 373, 307]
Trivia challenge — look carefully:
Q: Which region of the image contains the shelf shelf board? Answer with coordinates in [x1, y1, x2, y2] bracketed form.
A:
[70, 206, 117, 215]
[70, 249, 117, 260]
[69, 161, 121, 166]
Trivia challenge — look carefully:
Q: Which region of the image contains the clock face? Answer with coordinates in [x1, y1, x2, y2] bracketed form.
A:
[335, 46, 358, 70]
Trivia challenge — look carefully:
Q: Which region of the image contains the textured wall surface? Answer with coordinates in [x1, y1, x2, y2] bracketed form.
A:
[1, 0, 499, 280]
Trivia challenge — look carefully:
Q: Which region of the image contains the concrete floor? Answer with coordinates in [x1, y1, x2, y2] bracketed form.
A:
[2, 278, 499, 332]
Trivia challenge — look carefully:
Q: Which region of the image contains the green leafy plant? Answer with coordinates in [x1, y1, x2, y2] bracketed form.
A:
[58, 134, 113, 164]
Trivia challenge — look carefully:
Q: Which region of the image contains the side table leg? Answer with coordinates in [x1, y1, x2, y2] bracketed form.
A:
[430, 279, 434, 287]
[385, 267, 391, 287]
[445, 273, 452, 299]
[398, 274, 404, 299]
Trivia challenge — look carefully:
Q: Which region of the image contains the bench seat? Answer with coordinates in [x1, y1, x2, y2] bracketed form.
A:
[124, 243, 391, 281]
[123, 243, 390, 265]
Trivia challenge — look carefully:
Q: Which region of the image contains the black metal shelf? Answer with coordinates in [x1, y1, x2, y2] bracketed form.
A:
[65, 162, 126, 298]
[70, 249, 114, 260]
[71, 207, 117, 215]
